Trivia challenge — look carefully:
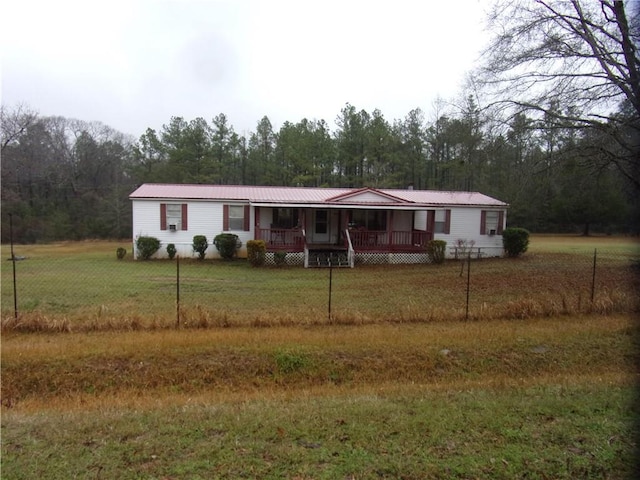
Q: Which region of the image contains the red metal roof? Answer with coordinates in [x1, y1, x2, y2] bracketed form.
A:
[129, 184, 508, 207]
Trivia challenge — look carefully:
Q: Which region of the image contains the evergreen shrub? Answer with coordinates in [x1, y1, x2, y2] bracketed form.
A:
[247, 240, 266, 266]
[502, 227, 530, 257]
[214, 233, 240, 260]
[274, 251, 287, 266]
[166, 243, 177, 260]
[135, 236, 160, 260]
[192, 235, 208, 260]
[426, 240, 447, 264]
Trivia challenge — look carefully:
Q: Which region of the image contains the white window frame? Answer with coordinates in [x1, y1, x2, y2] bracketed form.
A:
[166, 204, 183, 230]
[228, 205, 245, 231]
[485, 211, 499, 235]
[434, 210, 447, 234]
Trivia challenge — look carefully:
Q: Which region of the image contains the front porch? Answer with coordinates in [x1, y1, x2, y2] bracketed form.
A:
[254, 205, 433, 267]
[255, 227, 431, 267]
[256, 227, 430, 253]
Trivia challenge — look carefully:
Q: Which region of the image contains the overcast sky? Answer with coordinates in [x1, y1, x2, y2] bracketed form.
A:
[2, 0, 491, 139]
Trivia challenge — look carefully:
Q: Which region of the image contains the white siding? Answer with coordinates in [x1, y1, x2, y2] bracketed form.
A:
[341, 191, 398, 203]
[433, 207, 505, 258]
[132, 200, 253, 259]
[257, 207, 273, 228]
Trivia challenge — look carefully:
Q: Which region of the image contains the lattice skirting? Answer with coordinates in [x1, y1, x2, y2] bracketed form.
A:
[265, 252, 305, 266]
[355, 252, 431, 265]
[263, 251, 504, 267]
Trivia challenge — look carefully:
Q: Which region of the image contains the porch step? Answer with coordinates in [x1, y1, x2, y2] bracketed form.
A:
[308, 250, 350, 268]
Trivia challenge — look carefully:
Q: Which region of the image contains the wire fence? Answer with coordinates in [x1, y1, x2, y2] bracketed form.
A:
[2, 239, 638, 332]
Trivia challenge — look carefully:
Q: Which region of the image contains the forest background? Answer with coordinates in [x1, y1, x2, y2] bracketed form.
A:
[2, 0, 639, 243]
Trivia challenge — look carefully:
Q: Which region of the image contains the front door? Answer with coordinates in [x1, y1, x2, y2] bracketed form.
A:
[313, 209, 330, 243]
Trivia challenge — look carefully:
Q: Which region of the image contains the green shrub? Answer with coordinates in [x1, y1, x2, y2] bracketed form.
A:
[274, 350, 310, 374]
[135, 236, 160, 260]
[214, 233, 241, 260]
[166, 243, 177, 260]
[502, 227, 530, 257]
[192, 235, 208, 260]
[116, 247, 126, 260]
[246, 240, 266, 267]
[426, 240, 447, 264]
[274, 251, 287, 266]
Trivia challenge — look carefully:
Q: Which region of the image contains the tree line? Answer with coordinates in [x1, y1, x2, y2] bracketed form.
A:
[1, 0, 638, 242]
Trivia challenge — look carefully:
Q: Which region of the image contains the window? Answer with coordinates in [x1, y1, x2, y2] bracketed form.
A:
[434, 210, 451, 234]
[160, 203, 187, 230]
[228, 206, 245, 230]
[272, 208, 299, 229]
[166, 204, 182, 230]
[427, 209, 450, 234]
[223, 204, 250, 231]
[481, 210, 504, 235]
[351, 210, 387, 230]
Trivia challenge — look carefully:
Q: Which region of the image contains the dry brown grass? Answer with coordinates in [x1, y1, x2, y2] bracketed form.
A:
[3, 313, 636, 412]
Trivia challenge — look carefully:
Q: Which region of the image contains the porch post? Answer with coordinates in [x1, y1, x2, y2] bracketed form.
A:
[388, 210, 393, 248]
[254, 206, 260, 240]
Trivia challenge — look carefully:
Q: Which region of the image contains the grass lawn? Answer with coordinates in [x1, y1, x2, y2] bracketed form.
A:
[1, 235, 638, 330]
[527, 233, 640, 254]
[1, 236, 639, 478]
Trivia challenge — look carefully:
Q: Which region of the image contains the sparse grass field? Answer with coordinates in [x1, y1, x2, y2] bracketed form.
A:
[1, 235, 639, 479]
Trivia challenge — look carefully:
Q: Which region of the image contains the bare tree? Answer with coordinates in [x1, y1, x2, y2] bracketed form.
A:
[0, 104, 39, 153]
[478, 0, 640, 187]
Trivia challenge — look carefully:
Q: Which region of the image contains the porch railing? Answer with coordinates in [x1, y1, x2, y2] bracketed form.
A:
[256, 228, 305, 251]
[344, 229, 355, 268]
[348, 229, 430, 252]
[256, 227, 429, 253]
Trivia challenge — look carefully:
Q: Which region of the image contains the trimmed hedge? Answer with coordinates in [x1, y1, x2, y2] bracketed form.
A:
[135, 236, 160, 260]
[214, 233, 241, 260]
[192, 235, 208, 260]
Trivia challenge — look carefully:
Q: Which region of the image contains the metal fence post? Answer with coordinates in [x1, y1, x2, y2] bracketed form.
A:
[465, 252, 471, 320]
[176, 255, 181, 328]
[9, 213, 18, 320]
[591, 248, 597, 303]
[328, 260, 333, 322]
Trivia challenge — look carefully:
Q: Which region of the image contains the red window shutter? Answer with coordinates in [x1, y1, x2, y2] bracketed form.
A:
[444, 209, 451, 234]
[480, 210, 486, 235]
[182, 204, 188, 230]
[223, 204, 229, 231]
[427, 210, 435, 233]
[244, 205, 250, 231]
[160, 203, 167, 230]
[497, 211, 504, 234]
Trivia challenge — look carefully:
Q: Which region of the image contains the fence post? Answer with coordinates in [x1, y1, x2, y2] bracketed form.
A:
[328, 260, 333, 322]
[591, 248, 597, 303]
[9, 213, 18, 320]
[176, 255, 181, 328]
[465, 252, 471, 320]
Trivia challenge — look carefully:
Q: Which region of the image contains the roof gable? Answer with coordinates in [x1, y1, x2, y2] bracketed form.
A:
[326, 187, 411, 204]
